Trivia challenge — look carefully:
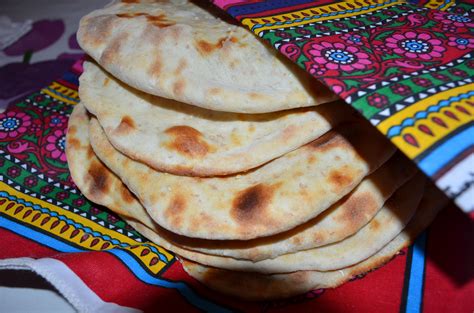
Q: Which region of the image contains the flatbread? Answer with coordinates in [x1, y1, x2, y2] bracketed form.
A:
[68, 107, 414, 259]
[66, 103, 156, 228]
[162, 153, 417, 260]
[128, 173, 424, 272]
[89, 117, 395, 240]
[181, 184, 447, 300]
[80, 61, 348, 176]
[77, 0, 338, 113]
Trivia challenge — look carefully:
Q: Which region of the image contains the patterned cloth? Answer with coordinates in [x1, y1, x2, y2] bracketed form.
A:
[212, 0, 474, 212]
[0, 1, 473, 312]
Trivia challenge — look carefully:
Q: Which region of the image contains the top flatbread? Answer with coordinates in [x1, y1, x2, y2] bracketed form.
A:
[80, 61, 348, 176]
[77, 0, 338, 113]
[89, 117, 395, 240]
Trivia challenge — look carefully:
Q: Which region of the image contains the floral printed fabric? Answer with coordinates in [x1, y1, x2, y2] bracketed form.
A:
[214, 0, 474, 212]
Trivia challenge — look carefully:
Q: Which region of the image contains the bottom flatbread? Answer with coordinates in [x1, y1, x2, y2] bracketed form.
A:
[181, 185, 447, 301]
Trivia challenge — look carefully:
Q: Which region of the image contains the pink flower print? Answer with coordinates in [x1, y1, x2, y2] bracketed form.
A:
[24, 176, 38, 188]
[308, 63, 326, 76]
[413, 77, 432, 87]
[386, 31, 445, 60]
[434, 12, 474, 28]
[0, 111, 32, 139]
[315, 25, 329, 32]
[441, 24, 458, 33]
[56, 191, 69, 200]
[296, 28, 312, 36]
[341, 34, 364, 46]
[73, 197, 86, 207]
[448, 36, 474, 50]
[368, 15, 380, 23]
[449, 68, 468, 78]
[351, 20, 364, 27]
[432, 73, 450, 82]
[7, 166, 21, 178]
[47, 114, 67, 128]
[275, 31, 291, 39]
[45, 129, 67, 162]
[308, 41, 372, 72]
[367, 93, 389, 108]
[390, 83, 412, 96]
[334, 22, 347, 29]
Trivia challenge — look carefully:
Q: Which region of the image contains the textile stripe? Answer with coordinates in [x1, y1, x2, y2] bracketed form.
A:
[0, 181, 174, 273]
[0, 215, 231, 313]
[417, 122, 473, 176]
[243, 0, 403, 34]
[403, 231, 428, 313]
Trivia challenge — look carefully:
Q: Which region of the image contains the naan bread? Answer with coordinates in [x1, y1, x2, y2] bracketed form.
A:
[181, 185, 447, 300]
[120, 153, 416, 261]
[129, 174, 424, 273]
[80, 61, 349, 176]
[66, 103, 156, 228]
[163, 154, 417, 260]
[89, 117, 395, 239]
[68, 105, 410, 260]
[77, 0, 338, 113]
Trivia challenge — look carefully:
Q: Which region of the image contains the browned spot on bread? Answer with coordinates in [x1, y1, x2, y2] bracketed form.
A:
[115, 116, 136, 134]
[308, 155, 316, 164]
[195, 38, 227, 55]
[231, 184, 277, 223]
[164, 194, 186, 228]
[337, 192, 377, 231]
[148, 57, 162, 77]
[313, 232, 325, 245]
[208, 88, 221, 96]
[230, 132, 241, 146]
[87, 160, 111, 196]
[100, 33, 128, 65]
[173, 79, 186, 97]
[291, 236, 302, 246]
[146, 14, 175, 28]
[68, 125, 77, 135]
[67, 138, 80, 150]
[103, 78, 110, 86]
[86, 145, 95, 158]
[120, 185, 136, 204]
[249, 92, 265, 101]
[370, 219, 380, 231]
[82, 16, 116, 48]
[165, 126, 209, 158]
[174, 59, 188, 76]
[116, 13, 148, 18]
[329, 169, 354, 189]
[121, 0, 139, 3]
[307, 131, 346, 152]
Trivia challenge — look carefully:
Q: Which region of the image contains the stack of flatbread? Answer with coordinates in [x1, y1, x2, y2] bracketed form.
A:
[67, 0, 447, 300]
